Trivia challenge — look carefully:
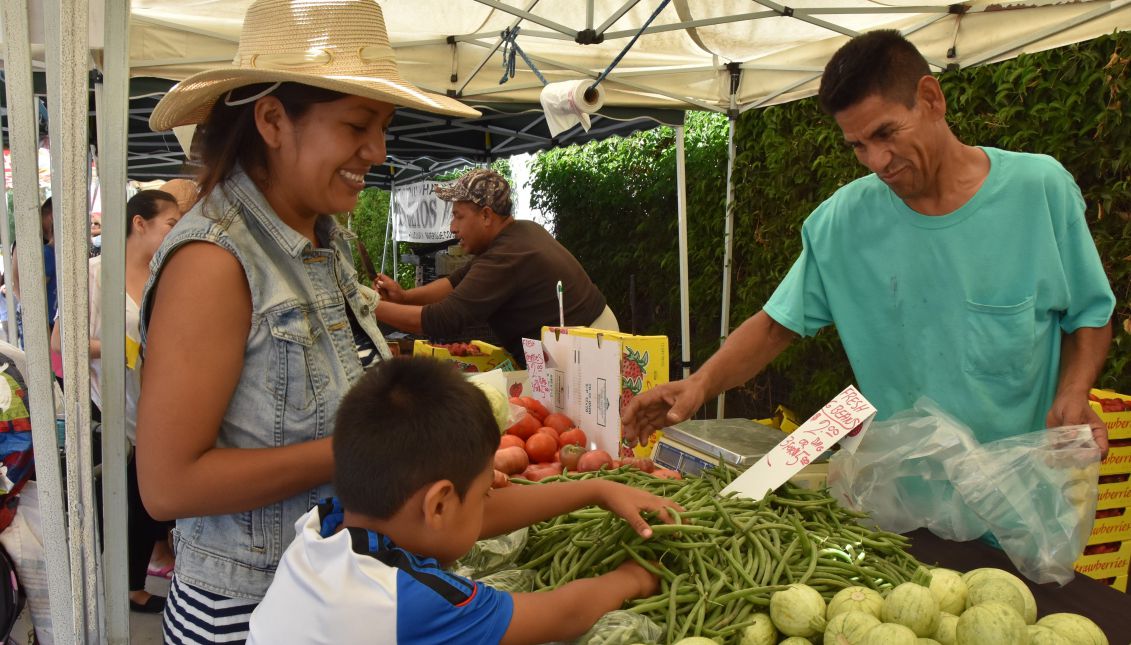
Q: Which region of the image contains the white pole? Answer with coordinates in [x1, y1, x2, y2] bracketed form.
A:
[0, 0, 76, 641]
[0, 172, 15, 346]
[44, 0, 101, 639]
[97, 0, 133, 640]
[675, 126, 690, 380]
[716, 116, 737, 419]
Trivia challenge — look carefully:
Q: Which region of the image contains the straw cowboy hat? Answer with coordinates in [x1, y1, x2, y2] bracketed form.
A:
[149, 0, 479, 131]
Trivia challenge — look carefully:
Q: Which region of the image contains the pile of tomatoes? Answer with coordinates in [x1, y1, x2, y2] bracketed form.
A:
[491, 396, 676, 487]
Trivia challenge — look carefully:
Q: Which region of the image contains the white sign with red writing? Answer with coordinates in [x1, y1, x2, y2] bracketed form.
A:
[721, 385, 877, 501]
[522, 338, 551, 402]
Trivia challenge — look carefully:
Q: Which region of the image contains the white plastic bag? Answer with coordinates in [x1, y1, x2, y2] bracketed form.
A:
[829, 398, 1101, 585]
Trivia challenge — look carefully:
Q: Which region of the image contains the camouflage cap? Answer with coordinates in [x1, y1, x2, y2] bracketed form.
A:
[434, 169, 512, 216]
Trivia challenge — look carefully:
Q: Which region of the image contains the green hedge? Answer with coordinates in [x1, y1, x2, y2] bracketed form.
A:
[530, 32, 1131, 420]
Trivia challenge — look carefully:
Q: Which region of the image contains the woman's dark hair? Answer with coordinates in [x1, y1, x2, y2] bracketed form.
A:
[126, 190, 178, 238]
[194, 82, 348, 200]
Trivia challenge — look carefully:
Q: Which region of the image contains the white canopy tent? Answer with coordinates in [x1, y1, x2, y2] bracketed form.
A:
[3, 1, 1130, 642]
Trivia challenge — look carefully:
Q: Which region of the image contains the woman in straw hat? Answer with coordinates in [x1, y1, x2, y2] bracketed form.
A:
[136, 0, 477, 640]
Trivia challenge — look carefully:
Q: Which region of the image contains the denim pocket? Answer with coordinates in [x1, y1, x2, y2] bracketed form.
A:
[963, 296, 1036, 377]
[264, 306, 322, 412]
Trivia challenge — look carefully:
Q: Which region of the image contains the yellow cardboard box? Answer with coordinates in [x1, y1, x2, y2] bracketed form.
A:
[1075, 540, 1131, 580]
[1091, 508, 1131, 546]
[1102, 442, 1131, 477]
[1097, 474, 1131, 511]
[1090, 389, 1131, 441]
[1098, 575, 1129, 593]
[537, 327, 669, 459]
[413, 339, 517, 373]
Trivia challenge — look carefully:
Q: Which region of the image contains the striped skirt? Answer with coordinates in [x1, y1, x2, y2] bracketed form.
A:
[162, 575, 259, 644]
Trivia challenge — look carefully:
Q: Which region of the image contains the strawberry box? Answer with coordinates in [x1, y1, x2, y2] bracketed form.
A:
[1075, 540, 1131, 580]
[1090, 389, 1131, 441]
[413, 339, 516, 373]
[1096, 473, 1131, 511]
[1090, 507, 1131, 545]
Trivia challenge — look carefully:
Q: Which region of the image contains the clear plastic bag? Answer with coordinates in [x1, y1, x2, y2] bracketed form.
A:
[829, 398, 1101, 585]
[451, 528, 528, 579]
[551, 610, 663, 645]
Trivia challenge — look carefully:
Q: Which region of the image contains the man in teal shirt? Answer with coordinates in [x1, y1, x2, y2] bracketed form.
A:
[623, 30, 1115, 454]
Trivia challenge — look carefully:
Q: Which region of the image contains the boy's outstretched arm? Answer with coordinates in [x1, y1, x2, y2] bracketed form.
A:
[501, 560, 658, 645]
[480, 479, 680, 539]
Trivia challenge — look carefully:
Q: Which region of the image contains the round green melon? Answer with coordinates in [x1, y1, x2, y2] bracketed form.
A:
[882, 582, 941, 637]
[769, 583, 827, 637]
[928, 568, 968, 616]
[861, 623, 919, 645]
[1035, 613, 1108, 645]
[778, 639, 812, 645]
[965, 577, 1026, 618]
[934, 612, 959, 645]
[1027, 624, 1071, 645]
[737, 612, 776, 645]
[961, 568, 1037, 624]
[824, 610, 882, 645]
[918, 640, 942, 645]
[956, 602, 1028, 645]
[828, 586, 885, 620]
[672, 638, 719, 645]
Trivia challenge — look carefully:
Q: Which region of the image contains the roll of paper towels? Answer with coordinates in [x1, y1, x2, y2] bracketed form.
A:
[540, 80, 606, 137]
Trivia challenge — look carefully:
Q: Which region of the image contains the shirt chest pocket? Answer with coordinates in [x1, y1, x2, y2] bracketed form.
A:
[963, 296, 1036, 377]
[264, 307, 324, 412]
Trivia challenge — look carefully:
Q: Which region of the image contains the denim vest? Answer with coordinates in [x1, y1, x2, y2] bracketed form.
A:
[140, 169, 390, 600]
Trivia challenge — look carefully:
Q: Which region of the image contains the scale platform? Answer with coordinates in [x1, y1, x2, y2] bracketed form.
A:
[652, 418, 829, 487]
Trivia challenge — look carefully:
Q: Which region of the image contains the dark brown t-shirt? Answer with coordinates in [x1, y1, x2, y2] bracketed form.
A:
[421, 220, 607, 364]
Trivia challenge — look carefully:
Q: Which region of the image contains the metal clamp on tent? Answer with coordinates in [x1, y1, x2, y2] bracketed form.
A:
[585, 0, 672, 103]
[499, 26, 548, 86]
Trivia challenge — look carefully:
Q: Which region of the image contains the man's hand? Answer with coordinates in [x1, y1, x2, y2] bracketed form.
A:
[621, 378, 708, 448]
[373, 273, 405, 303]
[593, 480, 683, 539]
[1047, 392, 1109, 459]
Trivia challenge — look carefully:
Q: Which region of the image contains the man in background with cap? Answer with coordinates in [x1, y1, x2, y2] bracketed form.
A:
[374, 168, 617, 366]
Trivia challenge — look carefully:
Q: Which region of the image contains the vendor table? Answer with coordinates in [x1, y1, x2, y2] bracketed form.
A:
[905, 528, 1131, 643]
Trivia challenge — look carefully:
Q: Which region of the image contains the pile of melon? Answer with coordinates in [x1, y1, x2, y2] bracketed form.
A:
[664, 567, 1108, 645]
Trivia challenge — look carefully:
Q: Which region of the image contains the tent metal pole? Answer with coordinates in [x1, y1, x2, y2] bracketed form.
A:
[97, 0, 133, 640]
[456, 0, 543, 98]
[675, 125, 690, 380]
[470, 0, 577, 38]
[716, 116, 736, 419]
[0, 0, 76, 641]
[383, 179, 396, 276]
[45, 0, 101, 639]
[0, 176, 16, 346]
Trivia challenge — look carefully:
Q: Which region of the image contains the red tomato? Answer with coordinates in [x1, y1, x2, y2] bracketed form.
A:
[505, 412, 541, 440]
[494, 447, 529, 475]
[577, 449, 614, 472]
[542, 413, 575, 435]
[520, 462, 563, 482]
[536, 426, 560, 441]
[652, 468, 683, 480]
[525, 433, 558, 464]
[560, 445, 586, 471]
[519, 396, 550, 422]
[558, 427, 588, 448]
[621, 457, 656, 473]
[499, 435, 525, 450]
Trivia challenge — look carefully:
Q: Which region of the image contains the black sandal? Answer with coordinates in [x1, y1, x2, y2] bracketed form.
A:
[129, 595, 166, 614]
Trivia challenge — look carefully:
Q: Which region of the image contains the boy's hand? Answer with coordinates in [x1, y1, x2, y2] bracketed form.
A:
[613, 560, 660, 599]
[594, 480, 683, 538]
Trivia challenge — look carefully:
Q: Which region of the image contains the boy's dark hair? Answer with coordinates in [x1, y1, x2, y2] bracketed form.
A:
[333, 357, 499, 519]
[126, 190, 178, 238]
[818, 30, 931, 115]
[39, 198, 52, 217]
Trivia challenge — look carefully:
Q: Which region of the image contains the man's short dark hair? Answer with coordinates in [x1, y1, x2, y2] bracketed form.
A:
[818, 30, 931, 115]
[40, 197, 52, 217]
[333, 357, 499, 519]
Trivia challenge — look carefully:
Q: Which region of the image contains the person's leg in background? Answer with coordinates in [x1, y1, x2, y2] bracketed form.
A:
[126, 454, 165, 613]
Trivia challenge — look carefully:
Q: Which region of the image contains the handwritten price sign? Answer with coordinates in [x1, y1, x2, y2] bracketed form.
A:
[721, 385, 876, 501]
[522, 338, 551, 400]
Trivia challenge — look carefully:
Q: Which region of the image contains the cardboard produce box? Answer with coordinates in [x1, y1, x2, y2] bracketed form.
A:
[1097, 474, 1131, 511]
[413, 339, 517, 373]
[531, 327, 668, 459]
[1091, 507, 1131, 546]
[1101, 440, 1131, 477]
[1075, 540, 1131, 580]
[1097, 575, 1129, 593]
[1090, 389, 1131, 441]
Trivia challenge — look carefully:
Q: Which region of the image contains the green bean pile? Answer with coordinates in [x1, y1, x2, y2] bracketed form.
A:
[514, 466, 926, 643]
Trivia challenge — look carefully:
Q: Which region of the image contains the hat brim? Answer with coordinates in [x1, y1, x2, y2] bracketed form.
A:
[149, 67, 480, 131]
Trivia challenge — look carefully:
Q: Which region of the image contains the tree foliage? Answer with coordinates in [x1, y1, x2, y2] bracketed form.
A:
[530, 33, 1131, 420]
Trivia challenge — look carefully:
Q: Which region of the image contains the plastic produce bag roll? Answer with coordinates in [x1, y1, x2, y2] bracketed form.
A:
[540, 80, 606, 137]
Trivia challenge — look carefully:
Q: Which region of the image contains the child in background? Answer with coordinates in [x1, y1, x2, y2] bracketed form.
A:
[248, 357, 677, 644]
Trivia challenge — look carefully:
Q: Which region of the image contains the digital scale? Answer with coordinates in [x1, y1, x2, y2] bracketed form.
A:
[651, 418, 829, 488]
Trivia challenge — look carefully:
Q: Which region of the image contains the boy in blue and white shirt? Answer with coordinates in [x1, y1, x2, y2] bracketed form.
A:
[248, 357, 677, 644]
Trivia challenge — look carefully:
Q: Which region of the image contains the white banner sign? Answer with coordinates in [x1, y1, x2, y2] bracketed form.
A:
[392, 181, 455, 243]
